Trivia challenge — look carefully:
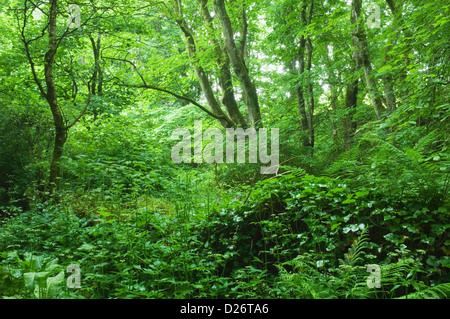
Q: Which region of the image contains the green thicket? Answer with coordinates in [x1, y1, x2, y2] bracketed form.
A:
[0, 0, 448, 299]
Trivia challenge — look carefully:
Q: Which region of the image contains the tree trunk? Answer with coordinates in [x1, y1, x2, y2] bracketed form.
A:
[305, 0, 315, 149]
[217, 50, 248, 128]
[21, 0, 91, 195]
[173, 2, 233, 128]
[197, 0, 247, 128]
[213, 0, 261, 127]
[352, 0, 385, 119]
[383, 69, 397, 112]
[386, 0, 411, 98]
[90, 34, 103, 120]
[325, 45, 341, 147]
[45, 0, 67, 194]
[295, 2, 313, 147]
[344, 4, 362, 148]
[306, 36, 314, 149]
[344, 80, 359, 148]
[295, 47, 310, 147]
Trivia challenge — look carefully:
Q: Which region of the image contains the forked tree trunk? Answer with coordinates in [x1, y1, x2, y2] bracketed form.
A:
[213, 0, 262, 127]
[197, 0, 247, 128]
[173, 1, 233, 128]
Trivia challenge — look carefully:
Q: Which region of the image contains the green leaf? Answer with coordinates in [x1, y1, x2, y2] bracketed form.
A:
[78, 243, 95, 251]
[378, 64, 392, 73]
[24, 272, 49, 290]
[426, 256, 440, 268]
[331, 222, 341, 231]
[439, 256, 450, 268]
[342, 198, 356, 204]
[98, 211, 112, 217]
[45, 271, 65, 298]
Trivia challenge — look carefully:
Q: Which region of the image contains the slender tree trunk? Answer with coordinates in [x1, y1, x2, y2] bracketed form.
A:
[213, 0, 261, 127]
[21, 0, 91, 195]
[325, 45, 341, 147]
[344, 4, 362, 148]
[306, 36, 314, 149]
[305, 0, 314, 149]
[382, 0, 397, 112]
[295, 2, 313, 147]
[197, 0, 247, 128]
[295, 40, 310, 146]
[90, 34, 103, 120]
[352, 0, 385, 119]
[344, 79, 358, 148]
[386, 0, 412, 97]
[383, 67, 397, 112]
[173, 1, 233, 128]
[239, 5, 248, 61]
[45, 0, 67, 193]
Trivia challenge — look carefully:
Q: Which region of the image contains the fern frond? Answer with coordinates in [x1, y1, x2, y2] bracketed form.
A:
[397, 283, 450, 299]
[380, 258, 417, 286]
[341, 227, 370, 266]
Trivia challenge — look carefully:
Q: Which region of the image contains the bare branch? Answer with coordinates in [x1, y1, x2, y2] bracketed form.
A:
[103, 56, 147, 86]
[104, 56, 233, 125]
[67, 74, 91, 129]
[19, 1, 46, 97]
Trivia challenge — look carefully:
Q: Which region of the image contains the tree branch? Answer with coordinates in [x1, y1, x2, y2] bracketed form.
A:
[103, 55, 233, 125]
[67, 74, 91, 129]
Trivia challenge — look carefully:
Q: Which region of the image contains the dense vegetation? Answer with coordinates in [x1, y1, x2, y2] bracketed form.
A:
[0, 0, 448, 299]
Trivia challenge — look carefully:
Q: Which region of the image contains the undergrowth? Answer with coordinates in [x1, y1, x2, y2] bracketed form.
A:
[0, 168, 448, 299]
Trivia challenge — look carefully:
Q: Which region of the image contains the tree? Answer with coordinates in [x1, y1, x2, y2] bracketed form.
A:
[344, 0, 362, 147]
[16, 0, 95, 194]
[213, 0, 262, 127]
[351, 0, 384, 119]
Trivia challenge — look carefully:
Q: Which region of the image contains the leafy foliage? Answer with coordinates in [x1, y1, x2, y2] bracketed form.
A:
[0, 0, 448, 300]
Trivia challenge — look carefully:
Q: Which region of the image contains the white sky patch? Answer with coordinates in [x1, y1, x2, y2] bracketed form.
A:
[327, 45, 333, 59]
[33, 7, 45, 21]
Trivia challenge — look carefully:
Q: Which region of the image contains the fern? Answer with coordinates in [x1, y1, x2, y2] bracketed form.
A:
[275, 254, 337, 299]
[398, 283, 450, 299]
[341, 227, 370, 267]
[332, 227, 374, 298]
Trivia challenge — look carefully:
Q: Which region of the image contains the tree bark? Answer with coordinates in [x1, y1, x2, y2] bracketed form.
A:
[197, 0, 247, 128]
[295, 42, 310, 146]
[295, 2, 313, 147]
[213, 0, 262, 127]
[21, 0, 91, 195]
[344, 3, 362, 148]
[385, 0, 411, 98]
[383, 66, 397, 112]
[344, 77, 359, 148]
[173, 1, 233, 128]
[89, 34, 103, 120]
[352, 0, 385, 119]
[305, 0, 314, 149]
[45, 0, 67, 194]
[325, 44, 341, 147]
[306, 38, 314, 149]
[217, 51, 248, 128]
